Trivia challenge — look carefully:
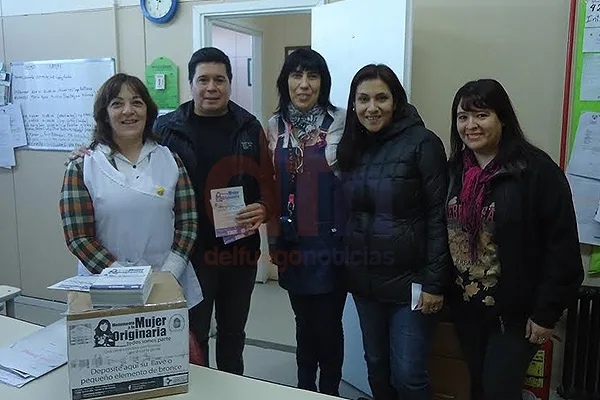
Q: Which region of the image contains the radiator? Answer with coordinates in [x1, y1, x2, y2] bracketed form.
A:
[558, 286, 600, 400]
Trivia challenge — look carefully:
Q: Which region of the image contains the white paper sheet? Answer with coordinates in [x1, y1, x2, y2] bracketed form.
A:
[411, 282, 422, 311]
[595, 199, 600, 223]
[0, 318, 67, 387]
[587, 0, 600, 28]
[210, 186, 248, 238]
[581, 54, 600, 101]
[0, 103, 27, 148]
[0, 87, 7, 107]
[567, 112, 600, 180]
[584, 28, 600, 52]
[0, 366, 35, 388]
[0, 114, 9, 145]
[0, 114, 15, 168]
[48, 275, 99, 292]
[567, 173, 600, 246]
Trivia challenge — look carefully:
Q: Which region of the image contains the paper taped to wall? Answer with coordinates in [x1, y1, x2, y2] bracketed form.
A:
[567, 173, 600, 246]
[584, 27, 600, 52]
[587, 0, 600, 28]
[567, 112, 600, 180]
[0, 103, 27, 148]
[581, 54, 600, 101]
[0, 115, 15, 168]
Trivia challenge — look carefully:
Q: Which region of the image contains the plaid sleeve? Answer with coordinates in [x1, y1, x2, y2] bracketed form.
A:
[59, 158, 116, 274]
[172, 153, 198, 261]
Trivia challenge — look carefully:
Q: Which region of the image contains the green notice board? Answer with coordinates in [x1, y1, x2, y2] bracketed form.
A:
[145, 57, 179, 109]
[568, 0, 600, 273]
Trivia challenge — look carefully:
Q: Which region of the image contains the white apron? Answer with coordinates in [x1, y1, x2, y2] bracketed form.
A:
[78, 145, 203, 309]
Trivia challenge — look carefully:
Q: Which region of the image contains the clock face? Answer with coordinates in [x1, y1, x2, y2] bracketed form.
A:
[141, 0, 178, 23]
[144, 0, 173, 19]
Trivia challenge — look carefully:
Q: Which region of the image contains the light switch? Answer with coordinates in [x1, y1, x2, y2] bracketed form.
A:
[155, 74, 166, 90]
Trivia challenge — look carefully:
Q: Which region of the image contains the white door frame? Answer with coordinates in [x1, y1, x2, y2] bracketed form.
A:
[192, 0, 324, 50]
[210, 20, 264, 122]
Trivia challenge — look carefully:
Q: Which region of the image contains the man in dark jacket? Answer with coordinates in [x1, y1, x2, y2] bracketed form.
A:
[154, 47, 275, 375]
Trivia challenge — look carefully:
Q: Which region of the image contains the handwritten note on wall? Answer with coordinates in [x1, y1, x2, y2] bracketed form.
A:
[587, 0, 600, 28]
[10, 59, 115, 150]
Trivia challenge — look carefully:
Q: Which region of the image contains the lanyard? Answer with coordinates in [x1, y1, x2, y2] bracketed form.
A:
[278, 113, 334, 212]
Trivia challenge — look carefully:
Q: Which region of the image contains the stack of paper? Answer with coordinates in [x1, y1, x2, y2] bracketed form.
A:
[89, 266, 153, 308]
[0, 318, 67, 388]
[211, 186, 254, 244]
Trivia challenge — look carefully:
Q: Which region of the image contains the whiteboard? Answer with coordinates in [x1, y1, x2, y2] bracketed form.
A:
[10, 58, 115, 150]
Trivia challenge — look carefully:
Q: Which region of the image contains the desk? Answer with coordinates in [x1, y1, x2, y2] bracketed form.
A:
[0, 316, 335, 399]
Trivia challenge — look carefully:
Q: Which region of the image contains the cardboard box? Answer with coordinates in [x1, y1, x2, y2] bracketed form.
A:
[429, 322, 471, 400]
[430, 322, 465, 359]
[66, 272, 189, 400]
[430, 355, 471, 400]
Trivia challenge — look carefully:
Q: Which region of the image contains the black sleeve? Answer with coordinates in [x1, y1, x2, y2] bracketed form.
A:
[153, 115, 168, 145]
[531, 160, 584, 328]
[417, 132, 452, 295]
[333, 174, 347, 239]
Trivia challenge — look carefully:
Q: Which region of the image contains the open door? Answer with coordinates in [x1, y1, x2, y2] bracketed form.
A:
[311, 0, 413, 107]
[311, 0, 414, 395]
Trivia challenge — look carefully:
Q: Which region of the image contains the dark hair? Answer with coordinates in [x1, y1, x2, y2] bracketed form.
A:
[91, 73, 159, 152]
[275, 48, 336, 121]
[449, 79, 543, 173]
[188, 47, 233, 83]
[96, 319, 111, 334]
[337, 64, 409, 172]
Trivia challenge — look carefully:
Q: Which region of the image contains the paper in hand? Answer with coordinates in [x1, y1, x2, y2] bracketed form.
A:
[411, 282, 422, 311]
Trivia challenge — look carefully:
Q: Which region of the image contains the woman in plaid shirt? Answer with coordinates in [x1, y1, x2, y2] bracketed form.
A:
[59, 73, 203, 309]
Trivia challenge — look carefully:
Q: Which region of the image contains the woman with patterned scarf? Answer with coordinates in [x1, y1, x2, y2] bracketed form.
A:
[264, 48, 346, 396]
[446, 79, 583, 400]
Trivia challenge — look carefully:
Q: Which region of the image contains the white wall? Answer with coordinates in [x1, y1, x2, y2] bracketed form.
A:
[0, 0, 169, 16]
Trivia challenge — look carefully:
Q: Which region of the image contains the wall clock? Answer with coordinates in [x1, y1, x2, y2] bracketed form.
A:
[140, 0, 178, 24]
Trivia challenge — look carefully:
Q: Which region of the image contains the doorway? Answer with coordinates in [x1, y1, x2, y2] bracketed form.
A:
[209, 12, 312, 284]
[210, 22, 262, 121]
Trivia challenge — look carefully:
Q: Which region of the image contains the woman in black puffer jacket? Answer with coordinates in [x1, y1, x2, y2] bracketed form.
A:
[337, 64, 451, 400]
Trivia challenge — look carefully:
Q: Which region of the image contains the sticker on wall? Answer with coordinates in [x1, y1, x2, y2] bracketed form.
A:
[145, 57, 179, 110]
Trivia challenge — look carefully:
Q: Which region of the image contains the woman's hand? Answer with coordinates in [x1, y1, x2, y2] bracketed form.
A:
[417, 292, 444, 314]
[236, 203, 266, 231]
[64, 146, 91, 165]
[526, 318, 553, 344]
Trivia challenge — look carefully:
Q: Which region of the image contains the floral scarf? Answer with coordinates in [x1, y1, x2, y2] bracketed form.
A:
[287, 104, 325, 142]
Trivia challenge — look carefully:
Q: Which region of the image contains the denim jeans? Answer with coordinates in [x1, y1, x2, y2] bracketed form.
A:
[353, 295, 437, 400]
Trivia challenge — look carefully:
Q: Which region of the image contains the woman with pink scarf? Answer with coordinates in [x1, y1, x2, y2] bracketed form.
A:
[445, 78, 583, 400]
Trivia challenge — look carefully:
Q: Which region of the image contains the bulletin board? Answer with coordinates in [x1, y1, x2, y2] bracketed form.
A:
[563, 0, 600, 273]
